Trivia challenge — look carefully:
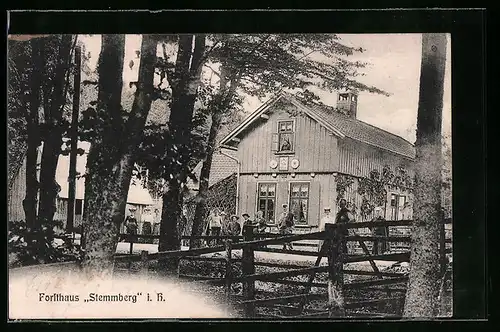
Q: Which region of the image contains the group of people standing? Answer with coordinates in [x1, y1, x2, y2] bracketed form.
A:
[123, 207, 161, 243]
[319, 198, 390, 255]
[205, 204, 297, 250]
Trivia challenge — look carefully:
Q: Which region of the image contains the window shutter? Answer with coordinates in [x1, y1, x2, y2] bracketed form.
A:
[271, 133, 279, 152]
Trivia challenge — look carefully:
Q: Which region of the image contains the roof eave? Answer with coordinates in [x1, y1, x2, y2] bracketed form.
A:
[285, 97, 346, 139]
[219, 93, 285, 146]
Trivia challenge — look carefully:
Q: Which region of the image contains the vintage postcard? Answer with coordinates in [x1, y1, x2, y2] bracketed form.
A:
[8, 30, 453, 320]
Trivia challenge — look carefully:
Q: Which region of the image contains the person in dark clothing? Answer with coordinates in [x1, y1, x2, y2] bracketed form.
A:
[370, 208, 388, 254]
[125, 211, 138, 234]
[226, 215, 242, 243]
[242, 213, 254, 227]
[335, 199, 351, 254]
[278, 204, 294, 250]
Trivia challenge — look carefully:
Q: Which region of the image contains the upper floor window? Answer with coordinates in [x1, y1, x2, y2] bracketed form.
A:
[339, 93, 349, 101]
[277, 120, 294, 153]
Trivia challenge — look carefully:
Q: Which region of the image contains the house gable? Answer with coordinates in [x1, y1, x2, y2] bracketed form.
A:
[219, 93, 344, 151]
[230, 97, 341, 174]
[220, 92, 415, 160]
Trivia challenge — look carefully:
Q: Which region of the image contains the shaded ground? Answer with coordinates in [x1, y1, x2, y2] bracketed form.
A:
[115, 242, 452, 318]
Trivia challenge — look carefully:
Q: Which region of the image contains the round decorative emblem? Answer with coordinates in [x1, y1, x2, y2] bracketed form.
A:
[269, 159, 278, 169]
[291, 158, 300, 169]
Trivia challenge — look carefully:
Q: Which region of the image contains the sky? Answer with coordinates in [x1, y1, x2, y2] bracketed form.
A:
[78, 34, 452, 144]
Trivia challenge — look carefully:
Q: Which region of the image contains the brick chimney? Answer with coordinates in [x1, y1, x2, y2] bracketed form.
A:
[337, 91, 358, 118]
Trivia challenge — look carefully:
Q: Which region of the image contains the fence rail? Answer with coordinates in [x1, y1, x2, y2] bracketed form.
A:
[114, 217, 452, 318]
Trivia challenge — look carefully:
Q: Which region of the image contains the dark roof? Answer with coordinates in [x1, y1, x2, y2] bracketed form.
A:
[219, 92, 415, 160]
[188, 150, 238, 189]
[286, 94, 416, 159]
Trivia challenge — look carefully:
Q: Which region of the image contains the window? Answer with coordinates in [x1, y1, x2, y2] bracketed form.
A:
[339, 93, 349, 101]
[277, 120, 294, 153]
[257, 183, 276, 224]
[289, 183, 309, 224]
[389, 194, 406, 220]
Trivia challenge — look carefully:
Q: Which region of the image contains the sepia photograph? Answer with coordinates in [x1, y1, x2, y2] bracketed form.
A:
[8, 30, 454, 320]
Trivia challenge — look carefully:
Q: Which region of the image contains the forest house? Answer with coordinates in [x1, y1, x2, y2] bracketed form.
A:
[218, 91, 416, 234]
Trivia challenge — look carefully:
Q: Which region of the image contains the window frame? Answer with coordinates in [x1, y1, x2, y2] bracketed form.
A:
[288, 181, 310, 225]
[256, 182, 278, 224]
[275, 119, 296, 155]
[389, 193, 406, 220]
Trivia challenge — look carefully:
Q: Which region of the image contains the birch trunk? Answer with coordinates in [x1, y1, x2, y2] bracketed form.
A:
[159, 35, 206, 267]
[82, 35, 156, 277]
[189, 110, 222, 249]
[403, 33, 447, 318]
[190, 63, 239, 248]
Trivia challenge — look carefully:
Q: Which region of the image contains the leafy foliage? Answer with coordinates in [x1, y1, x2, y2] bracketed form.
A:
[335, 174, 355, 202]
[357, 166, 413, 218]
[8, 220, 84, 268]
[204, 34, 389, 101]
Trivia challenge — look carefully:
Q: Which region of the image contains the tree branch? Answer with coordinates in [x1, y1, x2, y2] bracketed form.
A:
[204, 64, 221, 78]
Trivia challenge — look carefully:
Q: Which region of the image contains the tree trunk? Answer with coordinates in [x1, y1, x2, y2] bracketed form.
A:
[8, 41, 29, 197]
[158, 35, 206, 263]
[403, 34, 447, 318]
[8, 143, 27, 197]
[37, 35, 74, 227]
[190, 62, 240, 249]
[22, 38, 43, 232]
[190, 111, 222, 249]
[82, 34, 157, 277]
[37, 134, 63, 225]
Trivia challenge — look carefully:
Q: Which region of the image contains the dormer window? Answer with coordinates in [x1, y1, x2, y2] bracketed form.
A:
[339, 94, 349, 101]
[273, 120, 295, 153]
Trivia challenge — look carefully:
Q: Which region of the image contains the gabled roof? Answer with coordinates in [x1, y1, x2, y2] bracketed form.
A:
[187, 150, 238, 190]
[220, 92, 415, 159]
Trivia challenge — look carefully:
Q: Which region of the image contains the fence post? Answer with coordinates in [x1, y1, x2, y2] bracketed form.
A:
[225, 239, 233, 299]
[242, 225, 255, 317]
[128, 234, 135, 271]
[129, 234, 134, 255]
[325, 223, 346, 317]
[140, 250, 149, 276]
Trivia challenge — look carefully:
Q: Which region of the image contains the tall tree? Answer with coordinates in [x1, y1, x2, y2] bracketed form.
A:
[403, 34, 448, 317]
[190, 34, 388, 245]
[8, 35, 77, 232]
[7, 40, 29, 198]
[37, 35, 76, 227]
[23, 38, 44, 232]
[157, 35, 206, 263]
[82, 35, 157, 276]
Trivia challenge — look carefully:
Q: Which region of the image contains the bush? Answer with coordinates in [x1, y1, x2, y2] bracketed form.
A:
[8, 220, 85, 268]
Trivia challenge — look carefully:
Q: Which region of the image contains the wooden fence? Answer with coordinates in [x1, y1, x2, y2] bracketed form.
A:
[115, 218, 452, 318]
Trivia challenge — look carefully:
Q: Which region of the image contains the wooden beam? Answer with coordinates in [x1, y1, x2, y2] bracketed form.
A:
[345, 276, 409, 289]
[238, 293, 327, 306]
[345, 252, 410, 263]
[343, 270, 406, 278]
[233, 265, 328, 282]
